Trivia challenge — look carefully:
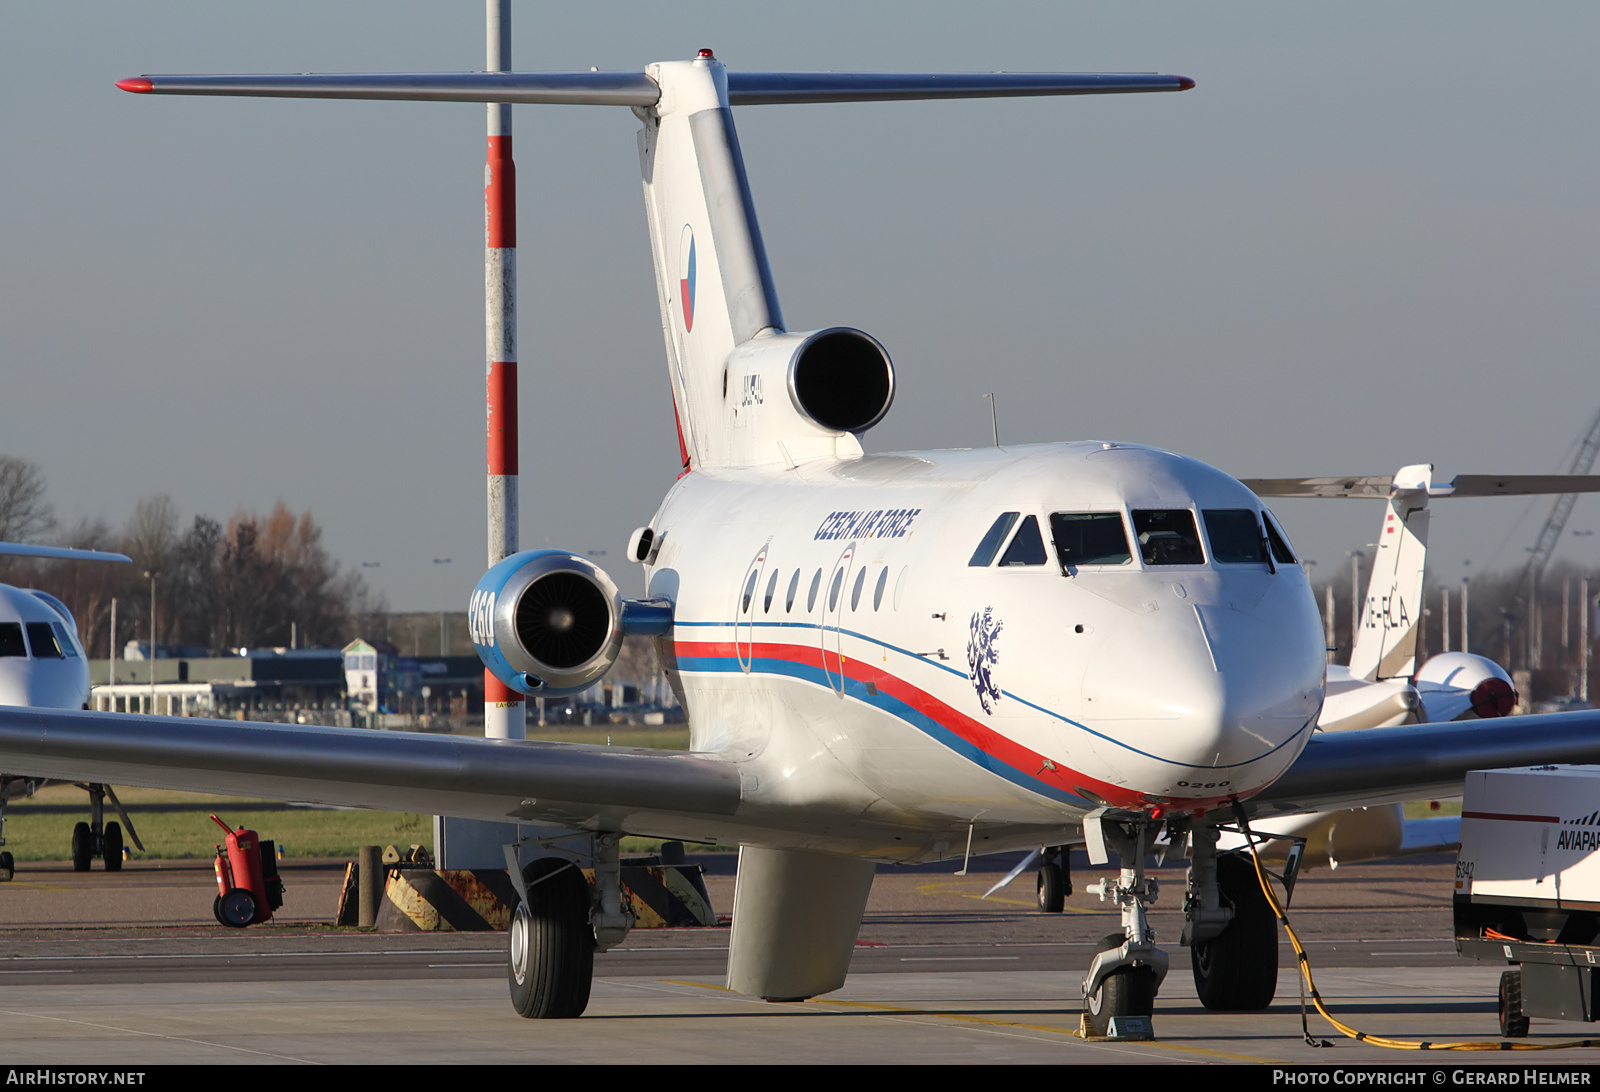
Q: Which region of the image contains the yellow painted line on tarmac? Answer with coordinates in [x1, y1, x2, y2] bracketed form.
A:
[816, 998, 1279, 1063]
[659, 980, 1280, 1062]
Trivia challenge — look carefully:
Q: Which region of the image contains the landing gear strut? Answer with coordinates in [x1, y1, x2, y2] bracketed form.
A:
[1081, 813, 1168, 1037]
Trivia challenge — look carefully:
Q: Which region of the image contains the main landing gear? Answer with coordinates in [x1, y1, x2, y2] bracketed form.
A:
[1036, 845, 1071, 913]
[504, 831, 634, 1019]
[1182, 822, 1280, 1011]
[68, 783, 144, 872]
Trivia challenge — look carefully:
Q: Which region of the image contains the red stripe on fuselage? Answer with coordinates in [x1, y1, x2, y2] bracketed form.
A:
[677, 637, 1152, 809]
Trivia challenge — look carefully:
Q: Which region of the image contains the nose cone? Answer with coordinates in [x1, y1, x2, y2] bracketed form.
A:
[1082, 601, 1324, 792]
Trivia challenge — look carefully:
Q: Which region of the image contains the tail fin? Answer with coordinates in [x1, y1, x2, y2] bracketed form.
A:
[1348, 465, 1432, 681]
[638, 57, 787, 470]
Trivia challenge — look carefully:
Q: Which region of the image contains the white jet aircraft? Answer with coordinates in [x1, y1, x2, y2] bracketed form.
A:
[0, 541, 136, 876]
[3, 54, 1600, 1031]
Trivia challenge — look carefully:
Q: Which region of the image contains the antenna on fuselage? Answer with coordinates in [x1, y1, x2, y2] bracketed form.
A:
[984, 393, 1000, 447]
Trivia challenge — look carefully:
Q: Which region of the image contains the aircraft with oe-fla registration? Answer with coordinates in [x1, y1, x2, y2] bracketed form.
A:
[3, 50, 1600, 1034]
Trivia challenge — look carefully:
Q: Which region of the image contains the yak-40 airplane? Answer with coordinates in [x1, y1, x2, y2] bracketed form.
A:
[3, 54, 1600, 1030]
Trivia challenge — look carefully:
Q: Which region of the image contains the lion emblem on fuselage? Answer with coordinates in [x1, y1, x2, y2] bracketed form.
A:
[966, 606, 1003, 714]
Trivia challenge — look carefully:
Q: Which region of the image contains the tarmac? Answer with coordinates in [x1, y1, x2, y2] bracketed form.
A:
[1, 852, 1597, 1065]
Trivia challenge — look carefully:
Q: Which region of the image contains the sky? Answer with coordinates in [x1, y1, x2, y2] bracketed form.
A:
[3, 3, 1598, 610]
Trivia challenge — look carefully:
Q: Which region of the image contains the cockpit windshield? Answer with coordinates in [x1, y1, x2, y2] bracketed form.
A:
[1201, 509, 1267, 565]
[1049, 512, 1132, 568]
[1132, 510, 1204, 566]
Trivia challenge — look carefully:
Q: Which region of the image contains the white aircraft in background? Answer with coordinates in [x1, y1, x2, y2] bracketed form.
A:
[1214, 466, 1600, 870]
[3, 53, 1600, 1033]
[0, 541, 136, 878]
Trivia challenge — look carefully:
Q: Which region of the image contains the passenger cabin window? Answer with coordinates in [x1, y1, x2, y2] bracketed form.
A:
[873, 567, 889, 610]
[763, 570, 778, 613]
[1263, 510, 1297, 564]
[1132, 510, 1205, 566]
[1049, 512, 1132, 568]
[998, 515, 1048, 566]
[969, 512, 1020, 566]
[741, 571, 758, 613]
[1202, 509, 1267, 564]
[807, 570, 822, 611]
[25, 623, 63, 659]
[851, 568, 867, 609]
[0, 624, 24, 658]
[785, 570, 800, 612]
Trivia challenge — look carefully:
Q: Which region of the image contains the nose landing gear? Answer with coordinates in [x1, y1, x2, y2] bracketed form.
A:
[1080, 813, 1168, 1038]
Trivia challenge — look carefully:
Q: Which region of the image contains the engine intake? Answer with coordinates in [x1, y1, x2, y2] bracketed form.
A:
[470, 551, 623, 696]
[788, 328, 894, 433]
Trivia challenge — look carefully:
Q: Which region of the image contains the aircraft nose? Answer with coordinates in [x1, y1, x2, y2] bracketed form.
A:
[1082, 603, 1323, 774]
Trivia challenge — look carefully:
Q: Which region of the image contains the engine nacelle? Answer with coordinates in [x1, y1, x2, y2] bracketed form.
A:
[1415, 652, 1517, 720]
[469, 550, 672, 697]
[725, 326, 894, 439]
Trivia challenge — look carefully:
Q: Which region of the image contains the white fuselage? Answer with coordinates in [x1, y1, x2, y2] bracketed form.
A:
[642, 441, 1328, 861]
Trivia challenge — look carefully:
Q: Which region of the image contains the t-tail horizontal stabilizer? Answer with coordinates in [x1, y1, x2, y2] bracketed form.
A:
[118, 56, 1191, 472]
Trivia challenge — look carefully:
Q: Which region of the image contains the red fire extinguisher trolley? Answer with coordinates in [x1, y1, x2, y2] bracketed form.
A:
[210, 814, 284, 927]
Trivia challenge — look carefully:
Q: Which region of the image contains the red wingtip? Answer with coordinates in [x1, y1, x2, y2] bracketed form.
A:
[1177, 77, 1195, 91]
[116, 77, 153, 94]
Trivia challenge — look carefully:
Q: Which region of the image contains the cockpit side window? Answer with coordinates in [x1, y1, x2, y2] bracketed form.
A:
[51, 622, 78, 657]
[1262, 510, 1298, 564]
[998, 515, 1048, 566]
[969, 512, 1020, 567]
[0, 624, 24, 658]
[1202, 509, 1268, 564]
[25, 623, 63, 659]
[1132, 510, 1205, 566]
[1049, 512, 1132, 568]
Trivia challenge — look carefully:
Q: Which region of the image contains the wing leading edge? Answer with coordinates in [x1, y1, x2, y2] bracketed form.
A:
[1245, 709, 1600, 819]
[0, 706, 740, 835]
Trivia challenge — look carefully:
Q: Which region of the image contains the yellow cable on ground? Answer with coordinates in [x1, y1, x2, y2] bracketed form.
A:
[1242, 834, 1600, 1051]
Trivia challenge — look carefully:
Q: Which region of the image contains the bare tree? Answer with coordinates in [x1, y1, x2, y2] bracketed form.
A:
[0, 456, 55, 544]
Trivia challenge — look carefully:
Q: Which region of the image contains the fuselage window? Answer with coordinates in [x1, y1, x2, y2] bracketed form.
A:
[807, 570, 822, 612]
[850, 567, 867, 609]
[1049, 512, 1132, 568]
[1132, 509, 1205, 566]
[1202, 509, 1267, 564]
[969, 512, 1020, 566]
[25, 623, 63, 659]
[873, 567, 889, 610]
[785, 569, 800, 613]
[1262, 510, 1297, 564]
[0, 624, 24, 658]
[763, 570, 779, 613]
[998, 514, 1048, 566]
[741, 570, 759, 613]
[828, 569, 844, 611]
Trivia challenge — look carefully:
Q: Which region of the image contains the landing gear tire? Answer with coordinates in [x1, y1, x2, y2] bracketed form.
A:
[1499, 969, 1530, 1038]
[508, 857, 595, 1019]
[103, 822, 123, 871]
[1037, 862, 1065, 914]
[1086, 933, 1155, 1037]
[70, 822, 92, 872]
[0, 851, 13, 881]
[219, 887, 257, 927]
[1192, 854, 1278, 1010]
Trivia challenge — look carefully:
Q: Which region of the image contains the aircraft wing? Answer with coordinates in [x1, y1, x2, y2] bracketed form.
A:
[1244, 709, 1600, 819]
[0, 706, 740, 835]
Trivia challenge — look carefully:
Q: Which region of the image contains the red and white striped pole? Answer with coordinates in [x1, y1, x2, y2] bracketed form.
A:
[484, 0, 524, 741]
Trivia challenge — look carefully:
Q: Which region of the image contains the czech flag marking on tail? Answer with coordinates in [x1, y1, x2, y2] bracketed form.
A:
[679, 225, 696, 332]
